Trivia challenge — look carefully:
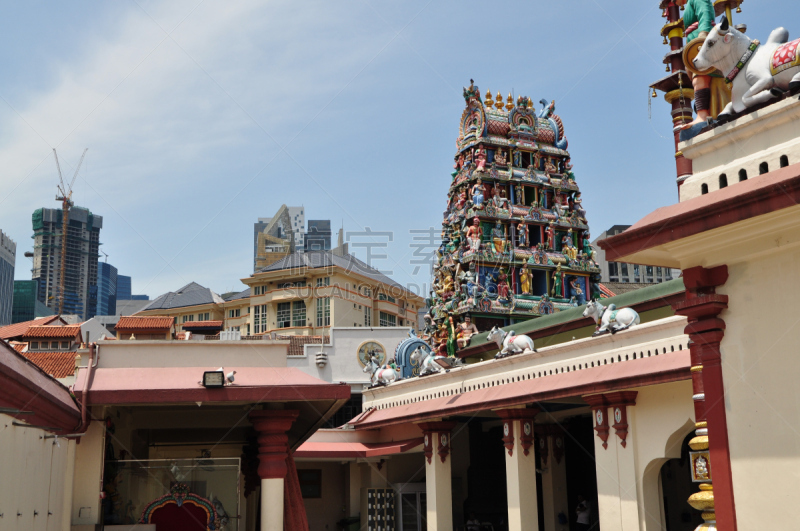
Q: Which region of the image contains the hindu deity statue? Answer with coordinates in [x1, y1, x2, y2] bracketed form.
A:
[519, 267, 532, 295]
[474, 147, 487, 172]
[582, 233, 593, 260]
[515, 184, 524, 206]
[497, 269, 511, 301]
[492, 186, 509, 209]
[471, 178, 485, 209]
[533, 151, 542, 171]
[573, 192, 586, 219]
[456, 315, 479, 349]
[495, 149, 508, 166]
[568, 276, 586, 306]
[551, 264, 563, 298]
[446, 315, 458, 357]
[544, 157, 558, 175]
[517, 222, 528, 248]
[466, 217, 482, 252]
[545, 222, 556, 250]
[492, 222, 506, 254]
[538, 189, 547, 209]
[455, 189, 467, 210]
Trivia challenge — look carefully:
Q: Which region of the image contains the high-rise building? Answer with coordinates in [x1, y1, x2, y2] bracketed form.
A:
[96, 262, 118, 317]
[305, 220, 332, 252]
[31, 206, 102, 320]
[116, 274, 149, 301]
[592, 225, 680, 293]
[254, 205, 306, 270]
[11, 280, 54, 323]
[0, 230, 16, 326]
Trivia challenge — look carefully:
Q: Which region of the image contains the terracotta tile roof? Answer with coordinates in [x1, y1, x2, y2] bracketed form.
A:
[116, 316, 174, 331]
[181, 320, 223, 329]
[22, 351, 78, 379]
[9, 341, 27, 353]
[22, 325, 82, 339]
[287, 335, 329, 356]
[0, 316, 65, 340]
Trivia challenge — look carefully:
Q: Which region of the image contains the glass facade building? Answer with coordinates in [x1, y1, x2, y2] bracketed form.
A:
[96, 262, 118, 317]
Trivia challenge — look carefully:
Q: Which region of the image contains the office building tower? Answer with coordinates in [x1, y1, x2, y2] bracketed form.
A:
[31, 206, 102, 320]
[96, 262, 118, 317]
[0, 230, 16, 325]
[305, 220, 332, 252]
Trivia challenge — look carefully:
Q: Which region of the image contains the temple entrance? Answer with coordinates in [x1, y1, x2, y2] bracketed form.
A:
[659, 432, 703, 530]
[564, 415, 599, 531]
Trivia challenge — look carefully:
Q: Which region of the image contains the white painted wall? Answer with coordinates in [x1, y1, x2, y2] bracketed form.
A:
[0, 414, 76, 531]
[287, 326, 413, 388]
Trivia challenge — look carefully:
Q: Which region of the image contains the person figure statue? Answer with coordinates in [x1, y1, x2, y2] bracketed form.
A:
[466, 217, 482, 252]
[446, 315, 458, 358]
[545, 222, 556, 251]
[474, 146, 487, 172]
[676, 0, 723, 129]
[513, 150, 522, 167]
[539, 189, 547, 209]
[582, 232, 593, 259]
[551, 264, 563, 298]
[519, 267, 532, 294]
[455, 189, 467, 210]
[471, 178, 485, 209]
[544, 157, 558, 175]
[533, 151, 542, 171]
[569, 276, 586, 306]
[497, 269, 510, 300]
[517, 222, 528, 247]
[515, 184, 524, 206]
[457, 315, 479, 349]
[495, 149, 508, 166]
[492, 221, 506, 254]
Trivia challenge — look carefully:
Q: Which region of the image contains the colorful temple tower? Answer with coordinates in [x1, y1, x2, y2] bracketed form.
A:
[428, 81, 600, 333]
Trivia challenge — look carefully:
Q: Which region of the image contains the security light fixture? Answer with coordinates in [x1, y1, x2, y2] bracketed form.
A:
[202, 371, 225, 388]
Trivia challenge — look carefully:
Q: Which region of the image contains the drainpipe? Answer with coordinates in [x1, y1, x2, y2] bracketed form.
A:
[76, 341, 96, 433]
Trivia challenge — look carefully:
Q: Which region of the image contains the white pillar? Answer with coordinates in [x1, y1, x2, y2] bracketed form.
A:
[540, 427, 569, 531]
[584, 392, 639, 531]
[260, 478, 285, 531]
[498, 409, 540, 531]
[420, 421, 456, 531]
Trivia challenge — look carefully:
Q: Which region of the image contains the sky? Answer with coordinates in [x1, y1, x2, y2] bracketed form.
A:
[0, 0, 797, 300]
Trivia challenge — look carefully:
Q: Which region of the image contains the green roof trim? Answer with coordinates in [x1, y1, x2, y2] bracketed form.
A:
[467, 278, 685, 347]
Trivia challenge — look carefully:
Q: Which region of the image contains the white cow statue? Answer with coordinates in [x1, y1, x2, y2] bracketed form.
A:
[487, 326, 537, 359]
[694, 16, 800, 117]
[410, 346, 445, 376]
[362, 355, 397, 387]
[583, 299, 640, 337]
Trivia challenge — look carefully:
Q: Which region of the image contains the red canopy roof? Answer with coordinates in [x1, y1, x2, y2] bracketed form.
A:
[295, 437, 423, 458]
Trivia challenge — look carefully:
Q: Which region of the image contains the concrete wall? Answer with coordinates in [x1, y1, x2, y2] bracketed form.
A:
[718, 245, 800, 530]
[287, 326, 413, 386]
[92, 340, 289, 368]
[296, 461, 346, 531]
[71, 418, 106, 528]
[0, 413, 76, 531]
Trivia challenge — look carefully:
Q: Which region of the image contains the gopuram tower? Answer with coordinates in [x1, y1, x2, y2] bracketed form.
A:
[428, 81, 600, 334]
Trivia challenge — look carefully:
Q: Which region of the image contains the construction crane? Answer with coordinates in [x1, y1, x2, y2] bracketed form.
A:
[54, 148, 88, 316]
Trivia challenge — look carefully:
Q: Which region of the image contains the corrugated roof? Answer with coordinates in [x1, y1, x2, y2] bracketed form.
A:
[23, 351, 78, 378]
[181, 321, 223, 329]
[256, 251, 418, 297]
[22, 325, 82, 339]
[116, 316, 174, 330]
[139, 282, 225, 311]
[0, 316, 65, 340]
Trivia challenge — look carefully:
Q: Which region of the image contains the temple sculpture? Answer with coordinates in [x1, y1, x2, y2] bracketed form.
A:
[427, 80, 600, 335]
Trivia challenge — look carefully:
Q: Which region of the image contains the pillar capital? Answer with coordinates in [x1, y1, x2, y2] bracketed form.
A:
[605, 391, 637, 448]
[583, 394, 610, 449]
[249, 409, 299, 479]
[419, 421, 456, 464]
[496, 408, 540, 457]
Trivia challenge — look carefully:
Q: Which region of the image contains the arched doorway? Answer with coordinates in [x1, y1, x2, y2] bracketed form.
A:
[659, 432, 703, 530]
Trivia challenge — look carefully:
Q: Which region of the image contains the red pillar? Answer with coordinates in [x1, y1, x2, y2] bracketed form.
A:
[672, 265, 737, 531]
[249, 410, 300, 480]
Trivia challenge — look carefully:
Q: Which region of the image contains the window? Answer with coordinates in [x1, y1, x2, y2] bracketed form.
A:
[30, 341, 39, 350]
[292, 301, 306, 327]
[719, 174, 728, 188]
[780, 155, 789, 168]
[254, 305, 267, 334]
[365, 307, 371, 326]
[620, 263, 629, 281]
[701, 183, 709, 195]
[298, 469, 322, 498]
[228, 309, 240, 318]
[739, 169, 748, 181]
[379, 311, 396, 327]
[759, 162, 769, 175]
[277, 302, 292, 328]
[316, 277, 330, 287]
[61, 341, 70, 349]
[183, 315, 194, 323]
[608, 262, 619, 281]
[198, 312, 210, 321]
[253, 286, 261, 295]
[633, 264, 640, 282]
[316, 298, 330, 327]
[378, 293, 396, 303]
